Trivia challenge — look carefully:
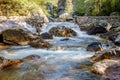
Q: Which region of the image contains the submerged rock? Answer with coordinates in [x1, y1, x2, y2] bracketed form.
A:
[88, 20, 112, 35]
[23, 55, 41, 61]
[91, 59, 119, 75]
[49, 26, 77, 37]
[87, 42, 103, 52]
[100, 63, 120, 80]
[29, 39, 51, 48]
[1, 28, 33, 45]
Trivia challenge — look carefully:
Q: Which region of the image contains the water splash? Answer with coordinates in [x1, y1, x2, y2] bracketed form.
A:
[41, 22, 101, 39]
[18, 22, 36, 33]
[0, 22, 102, 80]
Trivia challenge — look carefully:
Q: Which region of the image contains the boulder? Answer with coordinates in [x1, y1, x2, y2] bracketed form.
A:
[91, 48, 120, 62]
[88, 20, 112, 35]
[100, 63, 120, 80]
[87, 42, 103, 52]
[109, 32, 120, 42]
[114, 34, 120, 46]
[49, 26, 77, 37]
[91, 59, 120, 75]
[29, 39, 51, 48]
[40, 32, 53, 39]
[0, 58, 22, 70]
[1, 28, 33, 45]
[108, 32, 120, 46]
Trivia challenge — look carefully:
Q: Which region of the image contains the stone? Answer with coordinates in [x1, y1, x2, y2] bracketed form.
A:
[91, 59, 120, 75]
[49, 26, 77, 37]
[40, 32, 53, 39]
[0, 59, 22, 70]
[87, 42, 103, 52]
[114, 34, 120, 46]
[109, 32, 120, 42]
[1, 28, 32, 45]
[91, 48, 120, 62]
[23, 55, 41, 61]
[29, 39, 51, 48]
[100, 63, 120, 80]
[88, 20, 112, 35]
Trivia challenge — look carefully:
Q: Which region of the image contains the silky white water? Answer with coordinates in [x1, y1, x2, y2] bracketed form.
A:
[0, 22, 102, 80]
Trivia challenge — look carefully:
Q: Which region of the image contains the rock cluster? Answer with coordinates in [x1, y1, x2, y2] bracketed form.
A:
[86, 19, 120, 80]
[49, 26, 77, 37]
[0, 20, 51, 48]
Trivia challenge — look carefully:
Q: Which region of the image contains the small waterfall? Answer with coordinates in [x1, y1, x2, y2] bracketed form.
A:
[18, 22, 36, 33]
[41, 22, 101, 39]
[41, 22, 83, 36]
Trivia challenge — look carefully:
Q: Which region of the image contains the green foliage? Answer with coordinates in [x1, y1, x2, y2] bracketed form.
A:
[74, 0, 120, 16]
[0, 0, 57, 16]
[0, 0, 119, 16]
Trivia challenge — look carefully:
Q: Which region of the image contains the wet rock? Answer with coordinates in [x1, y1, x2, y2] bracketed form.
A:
[49, 26, 77, 37]
[91, 48, 120, 62]
[0, 56, 4, 64]
[40, 32, 53, 39]
[91, 59, 119, 75]
[23, 55, 41, 61]
[26, 13, 44, 34]
[114, 34, 120, 46]
[88, 20, 112, 35]
[60, 38, 70, 41]
[1, 28, 33, 45]
[58, 12, 71, 22]
[87, 42, 103, 52]
[100, 63, 120, 80]
[0, 59, 22, 70]
[29, 39, 51, 48]
[0, 43, 9, 49]
[109, 32, 120, 42]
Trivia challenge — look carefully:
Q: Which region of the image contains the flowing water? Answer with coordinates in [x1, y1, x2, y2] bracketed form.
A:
[0, 22, 105, 80]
